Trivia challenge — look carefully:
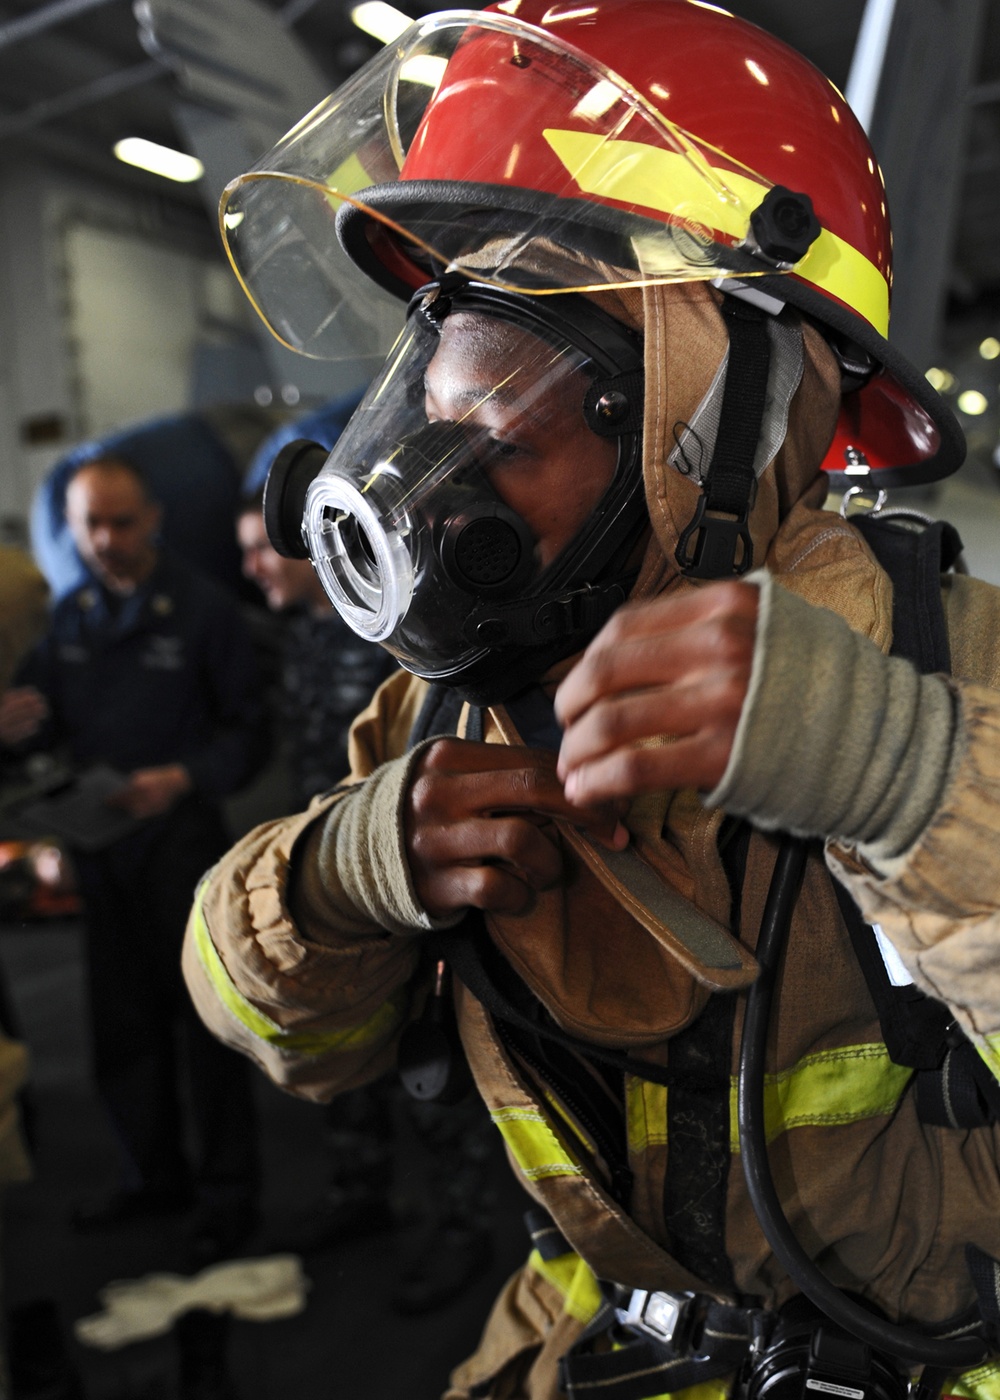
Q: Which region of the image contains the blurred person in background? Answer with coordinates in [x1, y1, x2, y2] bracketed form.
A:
[236, 487, 499, 1313]
[0, 457, 269, 1265]
[0, 544, 48, 1400]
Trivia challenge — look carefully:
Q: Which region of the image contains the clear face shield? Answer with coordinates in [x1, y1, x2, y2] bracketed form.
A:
[219, 9, 787, 367]
[292, 288, 635, 689]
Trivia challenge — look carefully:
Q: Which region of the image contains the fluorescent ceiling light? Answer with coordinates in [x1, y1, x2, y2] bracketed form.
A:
[351, 2, 410, 42]
[114, 137, 204, 183]
[398, 54, 448, 87]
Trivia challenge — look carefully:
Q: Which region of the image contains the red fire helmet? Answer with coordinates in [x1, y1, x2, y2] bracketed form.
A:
[221, 0, 963, 486]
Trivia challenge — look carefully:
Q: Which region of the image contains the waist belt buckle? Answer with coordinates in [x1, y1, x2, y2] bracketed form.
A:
[616, 1289, 694, 1351]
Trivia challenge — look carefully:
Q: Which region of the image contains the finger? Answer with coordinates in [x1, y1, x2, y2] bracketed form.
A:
[558, 671, 747, 781]
[409, 815, 566, 892]
[409, 760, 621, 838]
[554, 583, 758, 727]
[562, 728, 737, 807]
[419, 862, 544, 919]
[418, 737, 558, 776]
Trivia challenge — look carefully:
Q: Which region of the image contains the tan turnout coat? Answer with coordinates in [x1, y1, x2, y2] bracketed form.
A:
[183, 286, 1000, 1397]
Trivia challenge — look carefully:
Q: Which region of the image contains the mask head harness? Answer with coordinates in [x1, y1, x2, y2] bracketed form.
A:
[264, 276, 646, 706]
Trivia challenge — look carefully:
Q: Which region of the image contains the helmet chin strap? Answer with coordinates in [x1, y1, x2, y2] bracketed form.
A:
[675, 296, 773, 579]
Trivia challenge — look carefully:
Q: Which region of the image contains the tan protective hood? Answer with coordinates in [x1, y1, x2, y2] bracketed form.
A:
[485, 279, 896, 1045]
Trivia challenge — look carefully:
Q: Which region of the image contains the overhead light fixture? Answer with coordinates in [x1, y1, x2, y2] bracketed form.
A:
[351, 2, 411, 42]
[114, 137, 204, 184]
[957, 389, 989, 416]
[925, 366, 956, 393]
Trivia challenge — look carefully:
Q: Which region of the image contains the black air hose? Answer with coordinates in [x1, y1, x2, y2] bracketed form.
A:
[737, 836, 987, 1370]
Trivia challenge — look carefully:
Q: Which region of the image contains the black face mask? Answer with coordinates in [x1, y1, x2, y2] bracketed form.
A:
[264, 279, 648, 706]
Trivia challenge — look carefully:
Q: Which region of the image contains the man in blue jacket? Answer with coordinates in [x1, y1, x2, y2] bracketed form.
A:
[0, 456, 269, 1259]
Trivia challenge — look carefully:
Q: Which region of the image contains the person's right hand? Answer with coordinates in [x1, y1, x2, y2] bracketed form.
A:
[0, 686, 49, 746]
[404, 738, 629, 919]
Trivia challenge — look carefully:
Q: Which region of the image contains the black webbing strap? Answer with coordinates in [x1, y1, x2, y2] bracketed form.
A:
[524, 1206, 572, 1262]
[659, 821, 751, 1293]
[675, 297, 772, 579]
[966, 1247, 1000, 1350]
[851, 514, 962, 674]
[834, 515, 998, 1121]
[559, 1295, 764, 1400]
[437, 912, 686, 1092]
[914, 1043, 1000, 1129]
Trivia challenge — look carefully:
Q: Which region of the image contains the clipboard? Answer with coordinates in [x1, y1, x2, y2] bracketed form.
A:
[16, 764, 143, 851]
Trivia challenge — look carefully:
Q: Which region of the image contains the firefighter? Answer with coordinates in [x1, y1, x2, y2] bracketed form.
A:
[184, 3, 1000, 1395]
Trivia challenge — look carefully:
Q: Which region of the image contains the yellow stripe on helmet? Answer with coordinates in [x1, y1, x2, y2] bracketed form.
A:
[542, 128, 890, 337]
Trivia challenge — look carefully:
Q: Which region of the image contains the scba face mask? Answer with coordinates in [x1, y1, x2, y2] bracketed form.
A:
[266, 281, 646, 704]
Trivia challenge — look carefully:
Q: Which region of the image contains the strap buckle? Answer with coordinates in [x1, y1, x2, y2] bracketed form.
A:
[675, 494, 754, 578]
[616, 1288, 695, 1350]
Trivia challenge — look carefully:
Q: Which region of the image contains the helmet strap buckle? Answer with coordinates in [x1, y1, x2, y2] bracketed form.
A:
[675, 495, 754, 578]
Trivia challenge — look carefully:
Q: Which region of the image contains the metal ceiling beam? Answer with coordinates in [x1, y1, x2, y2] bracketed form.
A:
[0, 0, 121, 52]
[0, 58, 161, 140]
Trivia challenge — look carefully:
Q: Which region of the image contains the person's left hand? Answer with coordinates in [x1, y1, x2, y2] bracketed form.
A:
[555, 580, 759, 807]
[108, 764, 193, 819]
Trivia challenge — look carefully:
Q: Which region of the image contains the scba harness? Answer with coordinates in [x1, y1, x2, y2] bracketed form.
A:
[401, 510, 999, 1399]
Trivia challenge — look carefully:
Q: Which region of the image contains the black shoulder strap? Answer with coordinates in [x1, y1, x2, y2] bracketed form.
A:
[838, 515, 988, 1095]
[436, 912, 683, 1092]
[850, 513, 962, 673]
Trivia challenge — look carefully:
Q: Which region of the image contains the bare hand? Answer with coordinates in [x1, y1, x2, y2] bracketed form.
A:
[405, 738, 628, 919]
[108, 764, 192, 819]
[0, 686, 49, 746]
[555, 581, 759, 806]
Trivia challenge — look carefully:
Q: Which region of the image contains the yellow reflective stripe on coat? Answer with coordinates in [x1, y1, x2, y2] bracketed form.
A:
[975, 1033, 1000, 1085]
[528, 1247, 603, 1323]
[947, 1361, 1000, 1400]
[606, 1374, 733, 1400]
[542, 129, 890, 337]
[727, 1043, 913, 1153]
[627, 1076, 668, 1155]
[191, 887, 402, 1057]
[491, 1107, 584, 1182]
[624, 1045, 911, 1156]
